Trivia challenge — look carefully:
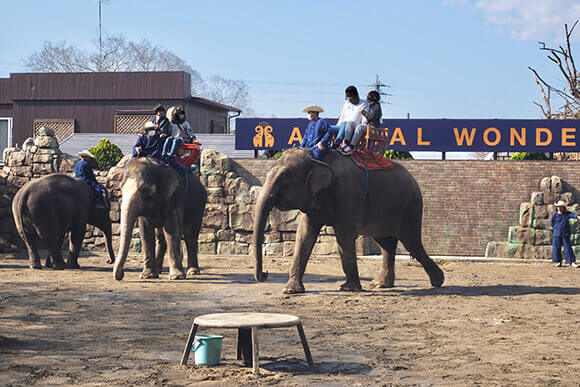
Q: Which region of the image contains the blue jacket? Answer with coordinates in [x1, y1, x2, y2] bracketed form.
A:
[75, 159, 103, 193]
[132, 133, 163, 159]
[551, 211, 578, 237]
[300, 118, 334, 149]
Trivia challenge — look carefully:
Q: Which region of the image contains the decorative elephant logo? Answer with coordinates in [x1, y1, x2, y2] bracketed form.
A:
[253, 123, 275, 148]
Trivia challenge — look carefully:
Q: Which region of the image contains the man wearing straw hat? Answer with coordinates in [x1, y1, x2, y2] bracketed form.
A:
[75, 150, 107, 209]
[300, 104, 334, 161]
[551, 200, 578, 267]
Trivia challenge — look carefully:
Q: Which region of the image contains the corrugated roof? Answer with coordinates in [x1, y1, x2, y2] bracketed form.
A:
[187, 96, 242, 113]
[59, 133, 254, 159]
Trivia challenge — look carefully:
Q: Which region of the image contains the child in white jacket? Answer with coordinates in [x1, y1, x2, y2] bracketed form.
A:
[330, 85, 367, 147]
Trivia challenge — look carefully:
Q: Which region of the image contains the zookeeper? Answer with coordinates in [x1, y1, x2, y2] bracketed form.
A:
[551, 200, 578, 267]
[300, 104, 334, 161]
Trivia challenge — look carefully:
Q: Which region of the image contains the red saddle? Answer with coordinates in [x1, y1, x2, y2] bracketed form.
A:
[349, 150, 394, 170]
[174, 141, 202, 168]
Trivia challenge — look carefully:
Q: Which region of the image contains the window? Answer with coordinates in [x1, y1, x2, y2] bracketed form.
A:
[0, 117, 12, 160]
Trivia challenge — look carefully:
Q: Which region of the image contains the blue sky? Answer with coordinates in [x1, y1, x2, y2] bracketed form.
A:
[0, 0, 577, 121]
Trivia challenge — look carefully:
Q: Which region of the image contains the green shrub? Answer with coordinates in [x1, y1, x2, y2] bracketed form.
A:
[89, 139, 124, 170]
[383, 150, 414, 160]
[510, 152, 550, 160]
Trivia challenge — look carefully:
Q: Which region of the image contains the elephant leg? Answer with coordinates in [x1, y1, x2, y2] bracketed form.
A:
[23, 233, 42, 269]
[283, 214, 322, 294]
[155, 228, 167, 275]
[164, 217, 186, 280]
[46, 234, 66, 270]
[184, 220, 201, 276]
[139, 218, 158, 279]
[66, 227, 86, 269]
[370, 236, 398, 288]
[400, 235, 444, 287]
[334, 226, 362, 292]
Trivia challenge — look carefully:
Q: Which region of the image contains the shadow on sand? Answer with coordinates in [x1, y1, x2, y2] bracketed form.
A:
[260, 357, 371, 376]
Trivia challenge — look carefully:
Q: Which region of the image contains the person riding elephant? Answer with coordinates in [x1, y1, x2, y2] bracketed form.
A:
[253, 147, 444, 294]
[112, 157, 207, 281]
[12, 174, 115, 269]
[300, 104, 334, 161]
[75, 150, 108, 209]
[150, 104, 172, 139]
[132, 122, 164, 160]
[162, 106, 197, 159]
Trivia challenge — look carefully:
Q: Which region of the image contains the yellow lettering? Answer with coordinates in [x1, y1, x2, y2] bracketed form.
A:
[389, 127, 406, 145]
[562, 127, 576, 146]
[417, 127, 431, 146]
[510, 127, 526, 146]
[288, 126, 303, 145]
[483, 127, 501, 146]
[536, 128, 552, 146]
[453, 127, 476, 146]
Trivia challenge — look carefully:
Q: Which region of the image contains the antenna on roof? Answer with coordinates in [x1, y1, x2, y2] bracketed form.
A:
[369, 74, 392, 105]
[93, 0, 109, 71]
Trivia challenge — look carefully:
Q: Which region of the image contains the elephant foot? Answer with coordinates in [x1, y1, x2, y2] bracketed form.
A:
[139, 269, 159, 279]
[52, 263, 66, 270]
[45, 260, 52, 268]
[429, 267, 445, 287]
[186, 267, 200, 276]
[370, 278, 394, 288]
[168, 271, 186, 280]
[282, 280, 305, 294]
[339, 280, 362, 292]
[66, 261, 81, 269]
[30, 262, 42, 270]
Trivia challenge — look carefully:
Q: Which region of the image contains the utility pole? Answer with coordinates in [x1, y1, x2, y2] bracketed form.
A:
[369, 74, 391, 104]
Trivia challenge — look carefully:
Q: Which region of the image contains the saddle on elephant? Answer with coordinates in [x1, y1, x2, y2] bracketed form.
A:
[346, 124, 393, 170]
[170, 141, 202, 170]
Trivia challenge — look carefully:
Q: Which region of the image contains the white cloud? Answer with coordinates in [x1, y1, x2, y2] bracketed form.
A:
[445, 0, 580, 40]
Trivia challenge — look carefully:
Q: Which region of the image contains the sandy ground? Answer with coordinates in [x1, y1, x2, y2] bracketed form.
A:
[0, 252, 579, 386]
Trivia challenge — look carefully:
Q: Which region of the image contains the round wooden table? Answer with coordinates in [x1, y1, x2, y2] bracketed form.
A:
[180, 312, 313, 374]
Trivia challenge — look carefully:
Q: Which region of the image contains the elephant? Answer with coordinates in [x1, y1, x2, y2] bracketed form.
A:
[253, 148, 444, 294]
[113, 157, 207, 281]
[12, 174, 115, 269]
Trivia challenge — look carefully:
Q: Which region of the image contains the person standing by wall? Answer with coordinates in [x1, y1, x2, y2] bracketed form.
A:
[551, 200, 578, 267]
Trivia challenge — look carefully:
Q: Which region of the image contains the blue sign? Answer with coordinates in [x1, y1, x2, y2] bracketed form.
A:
[235, 118, 579, 152]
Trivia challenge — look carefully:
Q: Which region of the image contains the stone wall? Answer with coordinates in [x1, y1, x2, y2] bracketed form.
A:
[1, 134, 579, 259]
[485, 175, 579, 259]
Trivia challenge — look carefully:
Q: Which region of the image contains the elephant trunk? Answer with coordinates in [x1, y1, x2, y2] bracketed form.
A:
[113, 193, 138, 281]
[253, 180, 278, 282]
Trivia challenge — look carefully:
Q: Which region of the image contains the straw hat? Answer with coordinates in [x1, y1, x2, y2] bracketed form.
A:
[554, 200, 567, 207]
[78, 150, 95, 159]
[302, 104, 324, 113]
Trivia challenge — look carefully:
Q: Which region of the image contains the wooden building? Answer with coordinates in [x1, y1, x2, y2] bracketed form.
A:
[0, 71, 241, 154]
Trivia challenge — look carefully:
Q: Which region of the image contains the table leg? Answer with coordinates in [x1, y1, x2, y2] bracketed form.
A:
[180, 323, 198, 365]
[237, 328, 252, 366]
[251, 326, 260, 375]
[296, 323, 314, 367]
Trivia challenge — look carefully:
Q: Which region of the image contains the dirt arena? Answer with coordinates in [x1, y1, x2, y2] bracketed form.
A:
[0, 252, 578, 385]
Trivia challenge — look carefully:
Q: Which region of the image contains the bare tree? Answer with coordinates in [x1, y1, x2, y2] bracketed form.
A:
[529, 21, 579, 119]
[23, 34, 252, 113]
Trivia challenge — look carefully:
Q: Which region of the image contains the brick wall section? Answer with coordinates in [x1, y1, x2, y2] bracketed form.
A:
[234, 158, 580, 256]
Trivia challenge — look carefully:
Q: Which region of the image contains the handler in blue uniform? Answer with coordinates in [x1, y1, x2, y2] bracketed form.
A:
[75, 150, 107, 209]
[132, 122, 163, 159]
[551, 200, 578, 267]
[300, 104, 334, 161]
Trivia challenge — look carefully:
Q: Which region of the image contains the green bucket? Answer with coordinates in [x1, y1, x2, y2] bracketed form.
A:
[191, 335, 224, 366]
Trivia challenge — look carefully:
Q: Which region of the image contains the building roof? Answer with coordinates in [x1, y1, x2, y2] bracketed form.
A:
[188, 96, 242, 113]
[59, 133, 254, 159]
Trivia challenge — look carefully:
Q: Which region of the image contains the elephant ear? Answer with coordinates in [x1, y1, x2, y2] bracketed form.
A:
[159, 165, 180, 202]
[306, 159, 334, 200]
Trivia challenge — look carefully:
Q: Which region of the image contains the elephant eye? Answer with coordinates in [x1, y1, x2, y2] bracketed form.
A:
[141, 186, 152, 195]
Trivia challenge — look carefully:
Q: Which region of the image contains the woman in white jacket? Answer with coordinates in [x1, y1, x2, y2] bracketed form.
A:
[330, 85, 368, 147]
[162, 106, 197, 158]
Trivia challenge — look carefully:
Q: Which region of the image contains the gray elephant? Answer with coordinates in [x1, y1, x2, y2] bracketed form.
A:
[253, 148, 444, 293]
[12, 174, 115, 269]
[113, 157, 207, 281]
